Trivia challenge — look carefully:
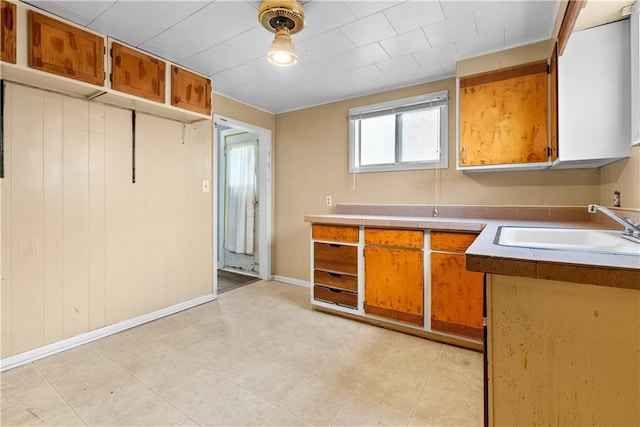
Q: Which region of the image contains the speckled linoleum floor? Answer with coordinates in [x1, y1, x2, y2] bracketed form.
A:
[1, 281, 483, 426]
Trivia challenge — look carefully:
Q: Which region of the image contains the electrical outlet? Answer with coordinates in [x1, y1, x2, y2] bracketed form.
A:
[325, 196, 332, 206]
[202, 180, 210, 193]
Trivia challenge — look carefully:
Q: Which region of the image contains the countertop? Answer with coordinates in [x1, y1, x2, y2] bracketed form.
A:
[304, 213, 640, 290]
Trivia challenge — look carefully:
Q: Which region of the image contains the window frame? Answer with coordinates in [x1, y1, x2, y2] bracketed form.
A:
[348, 90, 448, 173]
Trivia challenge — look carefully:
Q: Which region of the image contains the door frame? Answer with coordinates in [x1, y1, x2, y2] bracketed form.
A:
[213, 114, 272, 283]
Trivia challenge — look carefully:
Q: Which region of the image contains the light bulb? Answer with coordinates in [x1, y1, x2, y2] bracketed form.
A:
[267, 26, 298, 66]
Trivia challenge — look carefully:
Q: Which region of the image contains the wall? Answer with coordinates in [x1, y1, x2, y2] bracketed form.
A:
[599, 147, 640, 210]
[213, 94, 275, 133]
[274, 77, 600, 282]
[1, 83, 213, 358]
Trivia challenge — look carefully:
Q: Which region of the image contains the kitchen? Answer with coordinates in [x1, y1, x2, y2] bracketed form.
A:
[1, 0, 639, 425]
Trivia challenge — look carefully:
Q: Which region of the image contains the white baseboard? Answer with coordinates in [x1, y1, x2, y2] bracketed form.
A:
[0, 293, 216, 372]
[272, 275, 310, 288]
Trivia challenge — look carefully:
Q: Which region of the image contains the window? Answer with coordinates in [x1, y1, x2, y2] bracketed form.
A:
[349, 91, 448, 173]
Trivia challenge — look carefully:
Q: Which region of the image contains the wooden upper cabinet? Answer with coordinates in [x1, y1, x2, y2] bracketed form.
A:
[29, 11, 104, 86]
[459, 60, 550, 167]
[549, 42, 558, 161]
[171, 66, 211, 116]
[111, 41, 165, 103]
[1, 1, 16, 64]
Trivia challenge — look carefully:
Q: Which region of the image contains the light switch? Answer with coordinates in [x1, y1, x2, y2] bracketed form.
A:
[202, 180, 210, 193]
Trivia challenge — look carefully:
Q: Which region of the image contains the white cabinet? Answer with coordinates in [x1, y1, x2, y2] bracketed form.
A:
[555, 20, 631, 168]
[631, 4, 639, 147]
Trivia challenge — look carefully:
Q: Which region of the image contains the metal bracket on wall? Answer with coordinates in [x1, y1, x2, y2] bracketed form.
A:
[132, 110, 136, 183]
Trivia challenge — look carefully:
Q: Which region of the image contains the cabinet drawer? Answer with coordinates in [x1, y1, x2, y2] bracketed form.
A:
[312, 224, 358, 243]
[431, 231, 478, 252]
[314, 270, 357, 292]
[314, 243, 357, 275]
[314, 286, 357, 309]
[364, 228, 423, 249]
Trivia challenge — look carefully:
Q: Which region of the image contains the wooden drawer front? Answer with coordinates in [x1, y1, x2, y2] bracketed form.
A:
[314, 270, 357, 293]
[29, 11, 105, 86]
[314, 243, 357, 275]
[112, 42, 165, 103]
[171, 65, 211, 115]
[1, 1, 16, 64]
[312, 224, 358, 243]
[314, 286, 357, 309]
[364, 228, 423, 249]
[431, 231, 478, 252]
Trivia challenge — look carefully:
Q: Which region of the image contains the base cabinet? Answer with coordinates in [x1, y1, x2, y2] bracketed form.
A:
[311, 225, 358, 310]
[487, 274, 639, 426]
[364, 228, 424, 326]
[430, 232, 484, 340]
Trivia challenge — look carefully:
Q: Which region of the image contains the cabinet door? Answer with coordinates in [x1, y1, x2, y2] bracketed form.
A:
[29, 11, 105, 86]
[431, 252, 484, 340]
[459, 61, 549, 167]
[1, 1, 16, 64]
[364, 246, 423, 326]
[111, 42, 165, 103]
[171, 66, 211, 116]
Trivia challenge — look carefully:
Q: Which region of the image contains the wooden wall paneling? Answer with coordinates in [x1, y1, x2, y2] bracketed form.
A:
[28, 11, 105, 86]
[1, 0, 17, 64]
[111, 42, 165, 103]
[11, 84, 44, 353]
[131, 112, 147, 317]
[145, 116, 167, 311]
[187, 120, 213, 297]
[88, 102, 106, 330]
[42, 91, 64, 344]
[1, 82, 12, 357]
[171, 66, 211, 116]
[61, 96, 90, 338]
[165, 120, 190, 305]
[104, 106, 134, 324]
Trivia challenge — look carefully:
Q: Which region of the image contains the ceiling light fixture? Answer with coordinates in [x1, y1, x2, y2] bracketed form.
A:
[258, 0, 305, 67]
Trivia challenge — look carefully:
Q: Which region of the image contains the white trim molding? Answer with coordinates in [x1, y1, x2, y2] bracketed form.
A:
[272, 276, 310, 288]
[0, 293, 216, 372]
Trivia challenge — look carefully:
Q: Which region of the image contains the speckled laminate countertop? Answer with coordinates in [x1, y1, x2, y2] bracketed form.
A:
[304, 213, 640, 290]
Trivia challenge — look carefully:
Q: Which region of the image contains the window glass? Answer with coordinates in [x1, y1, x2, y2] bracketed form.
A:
[359, 115, 395, 166]
[400, 109, 440, 162]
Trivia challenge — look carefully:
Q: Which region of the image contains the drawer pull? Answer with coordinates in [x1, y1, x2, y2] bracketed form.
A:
[328, 243, 342, 248]
[328, 272, 342, 278]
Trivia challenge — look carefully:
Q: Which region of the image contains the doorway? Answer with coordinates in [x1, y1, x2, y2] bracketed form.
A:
[214, 115, 272, 292]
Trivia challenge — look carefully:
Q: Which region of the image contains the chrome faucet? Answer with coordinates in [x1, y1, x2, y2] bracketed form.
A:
[587, 204, 640, 244]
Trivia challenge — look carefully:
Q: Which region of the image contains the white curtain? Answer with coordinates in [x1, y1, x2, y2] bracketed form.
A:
[224, 141, 257, 254]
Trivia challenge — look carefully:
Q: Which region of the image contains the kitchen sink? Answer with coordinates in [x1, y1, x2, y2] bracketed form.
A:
[497, 227, 640, 255]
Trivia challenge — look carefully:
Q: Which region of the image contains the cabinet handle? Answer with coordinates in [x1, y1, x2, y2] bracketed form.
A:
[328, 243, 342, 248]
[328, 272, 342, 278]
[461, 146, 467, 164]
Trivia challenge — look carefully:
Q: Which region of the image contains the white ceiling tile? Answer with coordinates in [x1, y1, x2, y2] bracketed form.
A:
[139, 31, 207, 64]
[413, 43, 458, 71]
[383, 1, 445, 34]
[313, 43, 391, 75]
[181, 27, 272, 75]
[376, 55, 421, 77]
[212, 59, 280, 91]
[89, 13, 156, 46]
[294, 2, 358, 42]
[440, 1, 497, 19]
[344, 1, 405, 19]
[423, 13, 477, 47]
[296, 30, 356, 63]
[474, 2, 510, 35]
[339, 12, 397, 47]
[27, 1, 116, 26]
[97, 1, 209, 39]
[379, 29, 430, 58]
[159, 2, 258, 50]
[455, 28, 505, 59]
